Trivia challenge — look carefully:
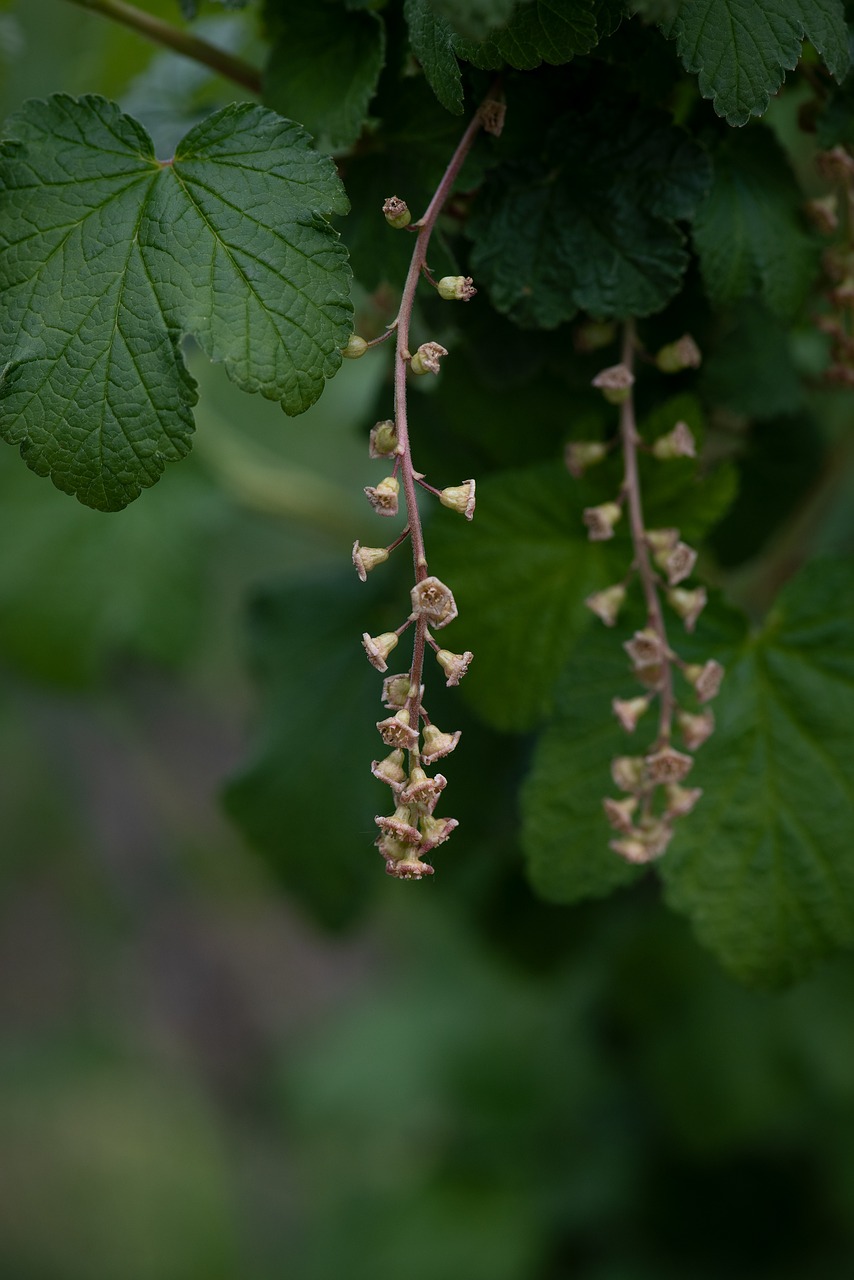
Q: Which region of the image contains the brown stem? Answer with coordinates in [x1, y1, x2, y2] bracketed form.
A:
[619, 320, 675, 744]
[61, 0, 263, 95]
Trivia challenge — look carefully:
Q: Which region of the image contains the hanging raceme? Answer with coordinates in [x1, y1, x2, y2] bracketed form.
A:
[345, 93, 503, 881]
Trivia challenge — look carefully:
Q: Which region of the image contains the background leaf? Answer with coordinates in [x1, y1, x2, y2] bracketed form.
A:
[404, 0, 464, 114]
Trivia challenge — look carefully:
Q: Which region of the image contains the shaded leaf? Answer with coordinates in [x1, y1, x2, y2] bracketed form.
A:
[404, 0, 464, 114]
[0, 96, 352, 510]
[454, 0, 602, 69]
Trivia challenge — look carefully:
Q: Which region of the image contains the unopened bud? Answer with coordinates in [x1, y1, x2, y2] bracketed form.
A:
[683, 659, 725, 703]
[583, 501, 622, 541]
[652, 421, 697, 459]
[362, 631, 399, 672]
[654, 540, 697, 586]
[677, 708, 715, 750]
[585, 584, 627, 627]
[667, 586, 707, 633]
[369, 419, 398, 458]
[437, 275, 476, 301]
[382, 195, 411, 228]
[439, 479, 476, 520]
[436, 649, 473, 686]
[565, 441, 608, 478]
[342, 334, 368, 359]
[410, 342, 448, 375]
[421, 723, 461, 764]
[352, 540, 389, 581]
[655, 334, 701, 373]
[592, 362, 635, 405]
[364, 475, 399, 517]
[612, 695, 650, 733]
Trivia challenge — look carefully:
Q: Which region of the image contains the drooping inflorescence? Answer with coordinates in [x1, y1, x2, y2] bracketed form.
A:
[569, 322, 723, 865]
[343, 97, 502, 880]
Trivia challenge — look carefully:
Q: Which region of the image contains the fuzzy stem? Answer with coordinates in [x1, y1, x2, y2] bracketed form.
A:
[61, 0, 263, 95]
[619, 320, 675, 744]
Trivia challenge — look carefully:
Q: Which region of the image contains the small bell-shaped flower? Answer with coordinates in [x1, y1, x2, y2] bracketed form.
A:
[410, 342, 448, 375]
[381, 673, 412, 708]
[364, 475, 400, 517]
[585, 584, 627, 627]
[644, 745, 693, 784]
[683, 659, 725, 703]
[612, 695, 651, 733]
[592, 362, 635, 405]
[421, 723, 461, 764]
[410, 576, 458, 629]
[437, 275, 476, 301]
[654, 540, 697, 586]
[371, 749, 407, 788]
[667, 586, 707, 633]
[362, 630, 399, 672]
[382, 195, 411, 228]
[400, 767, 447, 813]
[676, 708, 715, 750]
[419, 813, 459, 850]
[603, 795, 638, 833]
[610, 836, 657, 864]
[439, 480, 476, 520]
[645, 527, 679, 556]
[654, 334, 701, 373]
[376, 708, 419, 750]
[385, 852, 435, 880]
[652, 421, 697, 459]
[611, 756, 646, 793]
[375, 804, 421, 844]
[436, 648, 473, 686]
[352, 541, 389, 581]
[369, 419, 398, 458]
[624, 628, 668, 670]
[565, 440, 608, 479]
[583, 502, 622, 541]
[664, 783, 703, 817]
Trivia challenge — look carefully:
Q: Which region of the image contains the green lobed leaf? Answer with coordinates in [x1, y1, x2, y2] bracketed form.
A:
[453, 0, 617, 70]
[0, 96, 352, 510]
[661, 0, 850, 127]
[404, 0, 464, 113]
[522, 596, 748, 909]
[469, 101, 711, 328]
[262, 3, 386, 149]
[427, 0, 519, 41]
[691, 127, 817, 321]
[660, 558, 854, 987]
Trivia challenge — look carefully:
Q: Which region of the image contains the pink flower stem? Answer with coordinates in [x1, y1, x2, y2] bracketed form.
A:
[619, 320, 675, 745]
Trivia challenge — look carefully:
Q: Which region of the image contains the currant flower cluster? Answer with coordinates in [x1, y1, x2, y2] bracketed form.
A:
[808, 145, 854, 386]
[568, 322, 724, 865]
[340, 97, 502, 880]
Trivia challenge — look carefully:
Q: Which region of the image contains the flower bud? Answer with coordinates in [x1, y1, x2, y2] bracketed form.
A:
[352, 540, 389, 581]
[362, 630, 399, 672]
[644, 745, 693, 784]
[369, 419, 398, 458]
[583, 502, 622, 541]
[364, 475, 399, 517]
[410, 576, 458, 629]
[410, 342, 448, 376]
[676, 708, 715, 750]
[381, 673, 411, 708]
[382, 195, 411, 228]
[376, 708, 419, 750]
[654, 540, 697, 586]
[439, 479, 476, 520]
[421, 724, 461, 764]
[683, 659, 725, 703]
[371, 749, 406, 787]
[565, 441, 608, 479]
[437, 275, 476, 301]
[655, 334, 701, 373]
[612, 695, 650, 733]
[436, 648, 473, 686]
[652, 421, 697, 459]
[667, 586, 707, 633]
[592, 363, 634, 405]
[603, 795, 638, 833]
[611, 756, 646, 793]
[342, 334, 368, 359]
[585, 584, 627, 627]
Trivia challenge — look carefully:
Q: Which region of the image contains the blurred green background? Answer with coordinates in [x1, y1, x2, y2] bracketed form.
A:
[2, 5, 854, 1278]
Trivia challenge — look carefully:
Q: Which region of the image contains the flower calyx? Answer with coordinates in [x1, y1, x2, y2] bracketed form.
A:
[382, 195, 411, 229]
[369, 419, 399, 458]
[583, 501, 622, 541]
[592, 362, 635, 405]
[352, 541, 389, 581]
[421, 723, 461, 764]
[437, 275, 476, 302]
[364, 475, 400, 518]
[439, 480, 476, 520]
[436, 648, 473, 686]
[410, 342, 448, 376]
[410, 576, 458, 629]
[654, 334, 701, 373]
[363, 631, 399, 672]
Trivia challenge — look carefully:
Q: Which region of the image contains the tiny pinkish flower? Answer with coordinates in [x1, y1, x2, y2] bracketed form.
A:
[436, 648, 473, 686]
[644, 745, 693, 784]
[585, 584, 627, 627]
[592, 362, 635, 404]
[371, 749, 407, 787]
[667, 586, 707, 633]
[664, 783, 703, 817]
[478, 97, 506, 136]
[369, 419, 398, 458]
[655, 334, 702, 373]
[603, 795, 638, 833]
[410, 342, 448, 375]
[382, 195, 411, 228]
[362, 631, 399, 672]
[655, 540, 697, 586]
[410, 576, 458, 629]
[439, 480, 476, 520]
[382, 673, 412, 708]
[421, 724, 461, 764]
[610, 836, 657, 864]
[364, 475, 400, 517]
[636, 817, 674, 858]
[352, 540, 390, 581]
[418, 813, 459, 850]
[645, 527, 679, 556]
[611, 756, 646, 793]
[375, 804, 421, 844]
[684, 659, 725, 703]
[624, 627, 668, 669]
[565, 441, 607, 479]
[437, 275, 476, 301]
[385, 853, 435, 880]
[677, 708, 715, 750]
[376, 832, 411, 864]
[376, 708, 419, 750]
[400, 767, 447, 813]
[583, 502, 622, 541]
[652, 421, 697, 459]
[612, 696, 650, 734]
